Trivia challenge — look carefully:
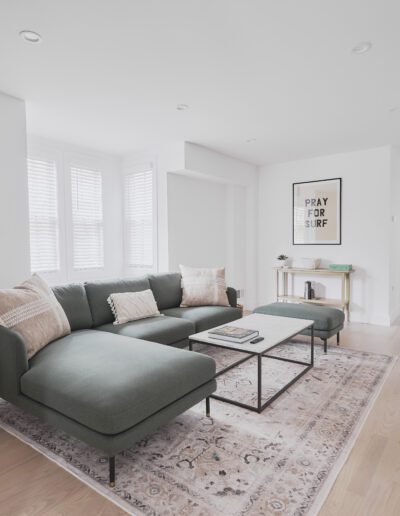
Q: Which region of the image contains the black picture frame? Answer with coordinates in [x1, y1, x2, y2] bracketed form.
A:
[292, 178, 342, 245]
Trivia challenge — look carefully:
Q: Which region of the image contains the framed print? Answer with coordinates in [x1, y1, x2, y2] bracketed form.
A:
[293, 178, 342, 245]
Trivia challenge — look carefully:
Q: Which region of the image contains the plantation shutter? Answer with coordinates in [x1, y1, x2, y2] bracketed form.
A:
[125, 169, 154, 269]
[71, 166, 104, 270]
[27, 157, 60, 273]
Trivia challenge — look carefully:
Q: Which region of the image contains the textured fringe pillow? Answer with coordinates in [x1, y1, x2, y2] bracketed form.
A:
[180, 265, 230, 307]
[0, 274, 71, 359]
[107, 289, 161, 325]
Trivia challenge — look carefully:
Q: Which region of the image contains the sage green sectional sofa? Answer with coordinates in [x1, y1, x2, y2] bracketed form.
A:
[0, 273, 241, 485]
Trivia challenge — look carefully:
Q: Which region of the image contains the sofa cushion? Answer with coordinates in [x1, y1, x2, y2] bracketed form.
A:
[148, 272, 182, 310]
[253, 302, 345, 331]
[162, 306, 242, 333]
[53, 283, 93, 330]
[85, 277, 150, 327]
[97, 315, 194, 345]
[20, 330, 216, 435]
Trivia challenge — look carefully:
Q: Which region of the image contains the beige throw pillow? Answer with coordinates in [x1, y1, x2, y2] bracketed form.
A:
[107, 289, 161, 325]
[0, 274, 71, 359]
[180, 265, 230, 307]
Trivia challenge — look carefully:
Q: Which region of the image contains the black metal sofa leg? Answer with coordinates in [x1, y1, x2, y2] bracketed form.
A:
[323, 339, 327, 353]
[109, 456, 115, 487]
[337, 332, 340, 346]
[108, 399, 211, 487]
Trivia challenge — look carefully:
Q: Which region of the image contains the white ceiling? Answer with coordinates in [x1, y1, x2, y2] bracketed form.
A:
[0, 0, 399, 165]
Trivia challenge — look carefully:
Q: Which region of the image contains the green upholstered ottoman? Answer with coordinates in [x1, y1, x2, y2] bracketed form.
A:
[253, 302, 345, 352]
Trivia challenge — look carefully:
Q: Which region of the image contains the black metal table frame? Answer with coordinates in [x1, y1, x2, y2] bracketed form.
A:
[189, 323, 314, 413]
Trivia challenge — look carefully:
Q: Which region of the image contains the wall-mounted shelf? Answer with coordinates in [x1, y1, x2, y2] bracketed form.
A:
[274, 267, 353, 320]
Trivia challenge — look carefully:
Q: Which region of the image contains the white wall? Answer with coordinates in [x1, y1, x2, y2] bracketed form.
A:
[167, 173, 229, 271]
[390, 146, 400, 322]
[150, 143, 186, 273]
[28, 136, 123, 284]
[183, 143, 259, 308]
[0, 93, 30, 287]
[124, 142, 258, 308]
[226, 184, 247, 298]
[258, 147, 392, 325]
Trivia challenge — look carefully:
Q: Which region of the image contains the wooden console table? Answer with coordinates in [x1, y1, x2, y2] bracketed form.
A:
[274, 267, 353, 320]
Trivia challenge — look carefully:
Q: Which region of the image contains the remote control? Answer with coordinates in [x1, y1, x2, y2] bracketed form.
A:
[250, 336, 264, 344]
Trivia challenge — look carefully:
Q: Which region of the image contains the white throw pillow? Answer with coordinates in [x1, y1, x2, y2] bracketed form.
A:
[107, 289, 161, 325]
[180, 265, 230, 307]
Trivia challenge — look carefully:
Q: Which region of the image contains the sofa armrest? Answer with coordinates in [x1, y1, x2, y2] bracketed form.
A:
[226, 287, 238, 308]
[0, 326, 29, 403]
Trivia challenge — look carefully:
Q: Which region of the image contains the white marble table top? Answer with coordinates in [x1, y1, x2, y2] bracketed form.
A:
[189, 313, 314, 354]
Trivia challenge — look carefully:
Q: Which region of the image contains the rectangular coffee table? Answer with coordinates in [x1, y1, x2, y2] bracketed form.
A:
[189, 313, 314, 413]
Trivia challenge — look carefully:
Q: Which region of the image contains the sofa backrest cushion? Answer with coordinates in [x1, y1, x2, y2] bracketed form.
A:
[52, 283, 93, 331]
[148, 273, 182, 310]
[85, 277, 151, 327]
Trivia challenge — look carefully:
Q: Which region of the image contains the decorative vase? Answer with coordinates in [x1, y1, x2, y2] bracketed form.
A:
[277, 259, 288, 268]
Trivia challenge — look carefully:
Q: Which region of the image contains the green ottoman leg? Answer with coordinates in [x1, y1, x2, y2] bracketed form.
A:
[323, 339, 327, 353]
[337, 332, 340, 346]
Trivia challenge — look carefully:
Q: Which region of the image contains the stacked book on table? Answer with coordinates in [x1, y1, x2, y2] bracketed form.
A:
[208, 326, 259, 343]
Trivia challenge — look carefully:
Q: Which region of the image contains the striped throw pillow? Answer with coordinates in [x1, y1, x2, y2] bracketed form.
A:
[0, 274, 71, 359]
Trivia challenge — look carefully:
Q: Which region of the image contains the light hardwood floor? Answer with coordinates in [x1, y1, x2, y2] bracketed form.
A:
[0, 321, 399, 516]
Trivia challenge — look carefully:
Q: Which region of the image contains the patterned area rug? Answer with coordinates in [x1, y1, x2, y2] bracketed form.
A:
[0, 343, 394, 516]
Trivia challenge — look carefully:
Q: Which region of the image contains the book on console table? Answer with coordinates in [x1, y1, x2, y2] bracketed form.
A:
[208, 326, 259, 343]
[328, 264, 353, 271]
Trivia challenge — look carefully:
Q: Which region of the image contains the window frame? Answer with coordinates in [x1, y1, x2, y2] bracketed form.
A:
[27, 147, 66, 285]
[70, 164, 104, 271]
[123, 161, 158, 276]
[27, 139, 155, 286]
[63, 152, 106, 281]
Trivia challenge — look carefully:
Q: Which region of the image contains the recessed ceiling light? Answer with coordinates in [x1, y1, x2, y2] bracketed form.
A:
[176, 104, 189, 111]
[352, 41, 372, 54]
[19, 30, 42, 43]
[245, 138, 256, 143]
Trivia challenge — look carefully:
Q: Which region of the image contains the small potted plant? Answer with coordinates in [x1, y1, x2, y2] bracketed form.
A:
[276, 254, 289, 268]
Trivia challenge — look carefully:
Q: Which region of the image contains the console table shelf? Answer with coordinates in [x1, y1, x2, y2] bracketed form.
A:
[277, 295, 342, 306]
[274, 267, 353, 320]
